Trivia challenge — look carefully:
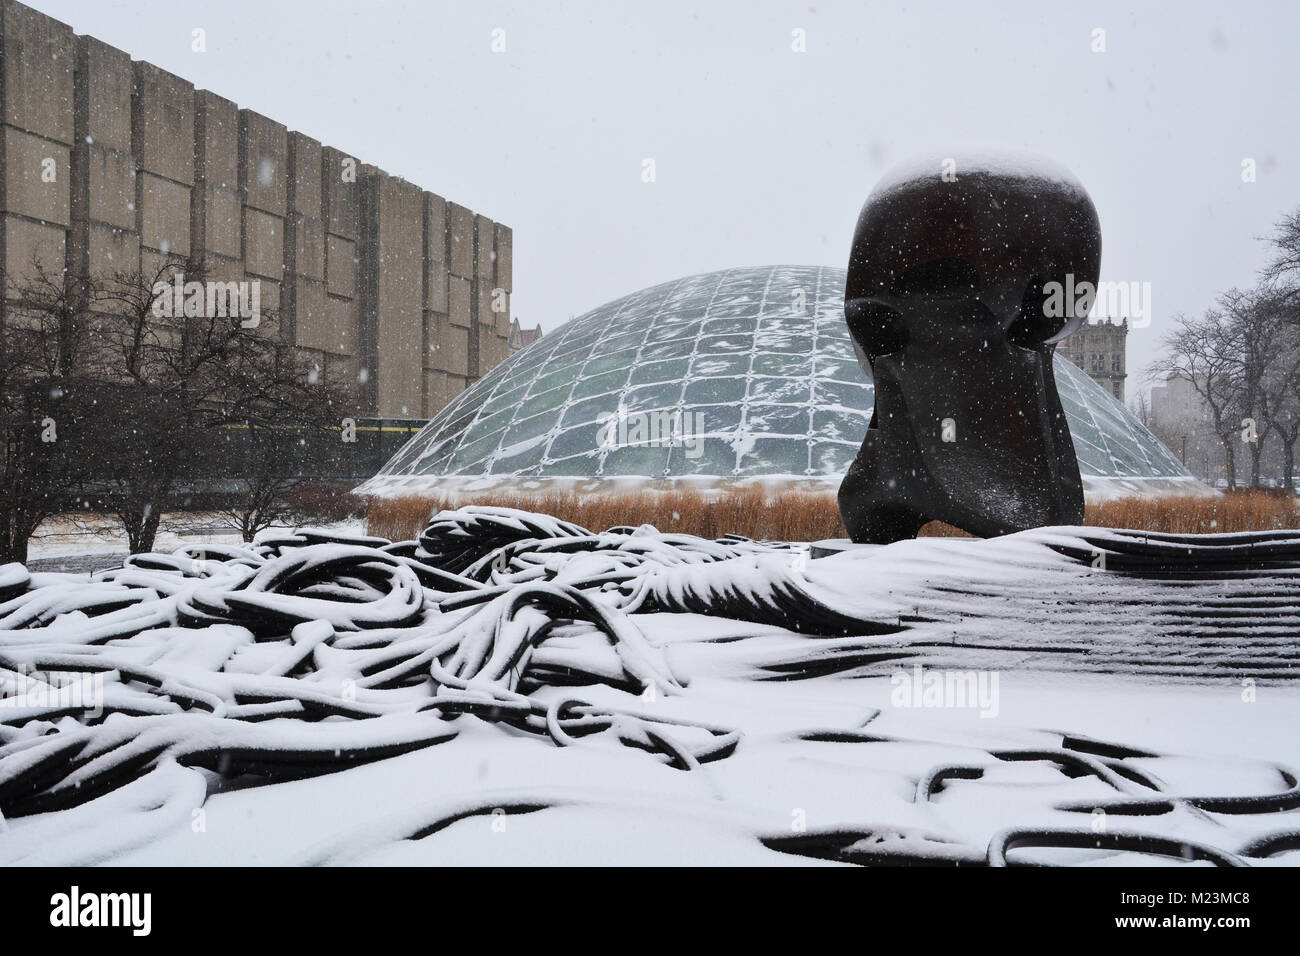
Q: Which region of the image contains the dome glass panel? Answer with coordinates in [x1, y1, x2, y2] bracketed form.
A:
[365, 266, 1193, 489]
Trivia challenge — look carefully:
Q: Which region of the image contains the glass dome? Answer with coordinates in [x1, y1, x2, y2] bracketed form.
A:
[362, 265, 1195, 493]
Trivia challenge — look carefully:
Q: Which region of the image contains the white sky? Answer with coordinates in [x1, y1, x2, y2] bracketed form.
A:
[30, 0, 1300, 397]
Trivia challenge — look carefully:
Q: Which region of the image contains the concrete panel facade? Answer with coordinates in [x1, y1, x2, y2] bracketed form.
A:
[0, 0, 514, 420]
[360, 172, 425, 417]
[193, 90, 240, 269]
[138, 172, 190, 257]
[447, 275, 472, 329]
[2, 127, 68, 223]
[473, 213, 510, 387]
[1, 0, 74, 142]
[131, 63, 193, 185]
[326, 235, 355, 298]
[1, 0, 74, 291]
[446, 202, 474, 280]
[493, 222, 512, 292]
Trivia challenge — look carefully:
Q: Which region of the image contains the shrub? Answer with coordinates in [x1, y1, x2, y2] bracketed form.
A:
[287, 484, 370, 525]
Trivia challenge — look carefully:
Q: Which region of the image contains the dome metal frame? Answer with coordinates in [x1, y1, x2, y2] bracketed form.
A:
[361, 265, 1202, 500]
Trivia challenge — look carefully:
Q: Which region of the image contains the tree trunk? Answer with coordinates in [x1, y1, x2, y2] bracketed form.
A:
[124, 509, 146, 554]
[0, 502, 39, 565]
[1, 516, 30, 565]
[132, 490, 171, 554]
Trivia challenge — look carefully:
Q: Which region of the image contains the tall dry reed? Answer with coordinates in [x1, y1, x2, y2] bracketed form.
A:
[366, 487, 1299, 543]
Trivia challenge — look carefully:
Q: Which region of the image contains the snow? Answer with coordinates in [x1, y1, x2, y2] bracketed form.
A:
[868, 146, 1089, 201]
[1, 507, 1297, 866]
[24, 514, 370, 563]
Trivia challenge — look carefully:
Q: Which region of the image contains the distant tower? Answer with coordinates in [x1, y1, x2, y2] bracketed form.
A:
[508, 318, 543, 354]
[1059, 318, 1128, 402]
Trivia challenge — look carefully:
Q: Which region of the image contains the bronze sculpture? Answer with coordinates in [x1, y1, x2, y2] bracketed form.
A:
[839, 154, 1101, 542]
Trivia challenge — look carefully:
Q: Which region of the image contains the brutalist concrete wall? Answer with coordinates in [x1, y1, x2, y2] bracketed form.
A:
[0, 0, 512, 418]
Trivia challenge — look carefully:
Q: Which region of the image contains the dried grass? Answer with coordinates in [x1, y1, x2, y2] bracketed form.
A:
[367, 487, 1299, 543]
[1086, 490, 1300, 535]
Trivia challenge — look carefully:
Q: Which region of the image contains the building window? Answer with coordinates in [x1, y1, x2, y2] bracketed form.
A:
[1112, 355, 1122, 372]
[1112, 382, 1121, 398]
[1092, 353, 1106, 372]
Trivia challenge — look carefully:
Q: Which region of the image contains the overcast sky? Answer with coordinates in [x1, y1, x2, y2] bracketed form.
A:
[31, 0, 1300, 397]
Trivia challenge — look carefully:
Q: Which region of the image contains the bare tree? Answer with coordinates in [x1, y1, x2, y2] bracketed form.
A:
[1261, 206, 1300, 309]
[3, 256, 345, 559]
[81, 261, 344, 553]
[208, 419, 344, 543]
[1218, 288, 1277, 487]
[1150, 307, 1245, 489]
[1257, 310, 1300, 491]
[1152, 282, 1299, 490]
[1146, 412, 1196, 469]
[210, 473, 303, 543]
[0, 260, 106, 563]
[1129, 390, 1152, 427]
[0, 327, 57, 564]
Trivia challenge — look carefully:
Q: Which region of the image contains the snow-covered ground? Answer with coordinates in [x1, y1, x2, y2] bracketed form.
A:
[25, 514, 368, 562]
[2, 509, 1297, 866]
[103, 673, 1300, 866]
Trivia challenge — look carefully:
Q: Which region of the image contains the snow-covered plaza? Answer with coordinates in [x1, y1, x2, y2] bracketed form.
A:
[3, 510, 1297, 866]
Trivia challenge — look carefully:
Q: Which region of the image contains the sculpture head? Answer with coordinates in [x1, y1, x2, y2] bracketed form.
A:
[839, 151, 1101, 542]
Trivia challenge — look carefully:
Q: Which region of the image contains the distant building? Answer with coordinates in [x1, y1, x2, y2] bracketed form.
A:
[1149, 373, 1205, 425]
[1146, 372, 1287, 486]
[509, 319, 543, 354]
[1149, 372, 1217, 480]
[1059, 318, 1127, 402]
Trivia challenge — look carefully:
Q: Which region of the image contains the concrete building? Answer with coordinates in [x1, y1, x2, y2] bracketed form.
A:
[1145, 372, 1290, 486]
[1148, 373, 1220, 481]
[0, 0, 511, 419]
[1147, 373, 1290, 486]
[1149, 373, 1205, 426]
[1059, 318, 1128, 402]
